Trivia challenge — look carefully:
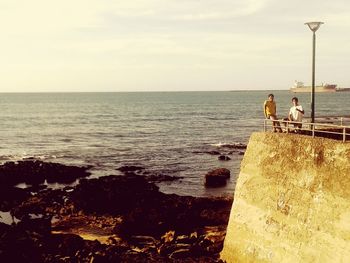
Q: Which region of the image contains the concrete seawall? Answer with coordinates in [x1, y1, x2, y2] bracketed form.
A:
[221, 132, 350, 263]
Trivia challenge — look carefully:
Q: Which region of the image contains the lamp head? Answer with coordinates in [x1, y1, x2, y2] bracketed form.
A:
[305, 21, 324, 32]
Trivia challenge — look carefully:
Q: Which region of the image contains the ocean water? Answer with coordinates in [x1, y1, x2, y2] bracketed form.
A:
[0, 91, 349, 197]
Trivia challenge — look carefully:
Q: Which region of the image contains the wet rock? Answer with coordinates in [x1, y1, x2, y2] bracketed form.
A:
[0, 222, 10, 235]
[0, 224, 43, 263]
[0, 163, 233, 262]
[0, 160, 91, 186]
[206, 151, 221, 155]
[11, 189, 66, 219]
[218, 155, 231, 161]
[146, 174, 184, 183]
[48, 233, 85, 256]
[158, 242, 191, 257]
[17, 217, 52, 235]
[220, 143, 247, 149]
[117, 165, 145, 174]
[120, 194, 232, 238]
[129, 235, 157, 247]
[169, 248, 191, 259]
[201, 226, 226, 254]
[205, 168, 230, 187]
[0, 187, 30, 211]
[192, 150, 221, 155]
[72, 175, 159, 215]
[176, 235, 192, 244]
[227, 150, 245, 155]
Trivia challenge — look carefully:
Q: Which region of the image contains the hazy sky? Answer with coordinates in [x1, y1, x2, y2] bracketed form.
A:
[1, 0, 350, 92]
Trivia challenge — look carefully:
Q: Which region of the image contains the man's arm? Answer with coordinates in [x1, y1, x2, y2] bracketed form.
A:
[296, 106, 305, 114]
[263, 101, 268, 118]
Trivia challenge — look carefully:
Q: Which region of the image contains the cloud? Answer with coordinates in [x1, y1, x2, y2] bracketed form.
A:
[103, 0, 270, 20]
[0, 0, 270, 36]
[1, 0, 350, 91]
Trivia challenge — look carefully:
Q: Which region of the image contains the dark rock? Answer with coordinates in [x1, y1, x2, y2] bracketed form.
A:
[47, 233, 85, 256]
[158, 243, 177, 256]
[11, 189, 66, 219]
[219, 143, 247, 149]
[17, 217, 52, 235]
[146, 174, 184, 183]
[0, 222, 10, 235]
[206, 151, 221, 155]
[0, 163, 233, 262]
[205, 168, 230, 187]
[200, 226, 226, 254]
[169, 248, 191, 259]
[120, 194, 232, 237]
[192, 150, 221, 155]
[176, 235, 192, 244]
[72, 175, 159, 215]
[0, 187, 30, 211]
[129, 235, 157, 247]
[218, 155, 231, 161]
[71, 174, 233, 238]
[0, 224, 43, 263]
[0, 160, 90, 187]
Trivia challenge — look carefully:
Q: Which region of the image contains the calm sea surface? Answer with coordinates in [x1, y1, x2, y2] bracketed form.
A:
[0, 91, 349, 197]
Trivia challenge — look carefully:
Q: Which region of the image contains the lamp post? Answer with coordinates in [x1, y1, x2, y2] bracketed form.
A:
[305, 21, 324, 123]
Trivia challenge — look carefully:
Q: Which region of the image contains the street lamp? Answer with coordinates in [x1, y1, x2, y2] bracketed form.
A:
[305, 21, 324, 123]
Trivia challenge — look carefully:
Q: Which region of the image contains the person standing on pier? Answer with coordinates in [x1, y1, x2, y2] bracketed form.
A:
[288, 97, 304, 130]
[263, 94, 282, 132]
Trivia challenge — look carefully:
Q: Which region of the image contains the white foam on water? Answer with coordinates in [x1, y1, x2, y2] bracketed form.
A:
[0, 154, 58, 164]
[210, 142, 246, 148]
[15, 182, 30, 189]
[210, 142, 227, 147]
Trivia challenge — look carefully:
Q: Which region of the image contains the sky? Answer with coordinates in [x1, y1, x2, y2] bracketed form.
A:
[1, 0, 350, 92]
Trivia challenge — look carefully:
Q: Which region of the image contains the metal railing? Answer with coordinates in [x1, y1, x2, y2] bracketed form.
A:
[307, 116, 350, 126]
[263, 118, 350, 142]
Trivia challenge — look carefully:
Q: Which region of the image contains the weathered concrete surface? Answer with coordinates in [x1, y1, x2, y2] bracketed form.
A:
[221, 132, 350, 263]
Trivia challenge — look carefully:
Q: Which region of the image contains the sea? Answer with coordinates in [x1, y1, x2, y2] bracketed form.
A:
[0, 90, 349, 197]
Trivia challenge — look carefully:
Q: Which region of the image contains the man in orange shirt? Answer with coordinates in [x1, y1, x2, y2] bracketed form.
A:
[264, 94, 282, 132]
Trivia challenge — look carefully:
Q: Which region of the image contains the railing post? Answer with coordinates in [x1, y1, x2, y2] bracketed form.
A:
[312, 124, 315, 138]
[343, 127, 346, 143]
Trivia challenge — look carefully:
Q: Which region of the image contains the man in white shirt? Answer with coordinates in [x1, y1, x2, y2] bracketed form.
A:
[288, 97, 304, 130]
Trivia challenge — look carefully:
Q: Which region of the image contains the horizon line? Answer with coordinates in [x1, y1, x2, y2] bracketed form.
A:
[0, 89, 289, 94]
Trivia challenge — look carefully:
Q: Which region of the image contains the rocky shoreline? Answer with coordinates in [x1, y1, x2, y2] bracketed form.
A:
[0, 161, 233, 262]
